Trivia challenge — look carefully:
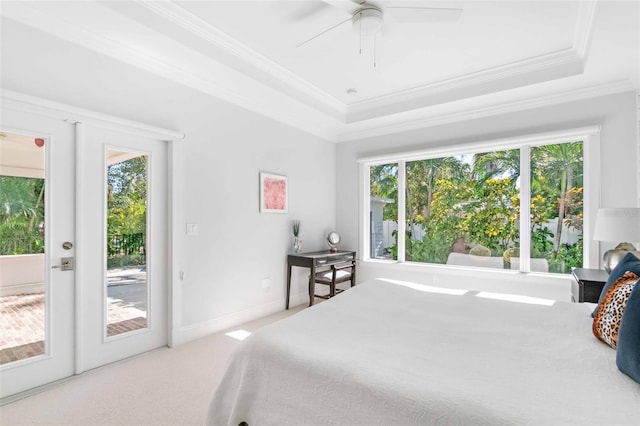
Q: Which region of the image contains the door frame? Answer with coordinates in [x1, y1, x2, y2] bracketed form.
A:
[1, 90, 184, 395]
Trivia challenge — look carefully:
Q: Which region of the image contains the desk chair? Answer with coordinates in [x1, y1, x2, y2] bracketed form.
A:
[313, 260, 356, 300]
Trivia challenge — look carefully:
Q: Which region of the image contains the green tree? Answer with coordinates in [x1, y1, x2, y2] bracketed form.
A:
[369, 164, 398, 221]
[0, 176, 45, 255]
[472, 149, 520, 185]
[406, 157, 468, 232]
[532, 142, 583, 255]
[107, 156, 147, 266]
[462, 178, 519, 254]
[416, 178, 473, 263]
[369, 142, 583, 273]
[107, 156, 147, 236]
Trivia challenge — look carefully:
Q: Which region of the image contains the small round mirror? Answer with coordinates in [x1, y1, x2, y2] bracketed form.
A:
[327, 231, 341, 252]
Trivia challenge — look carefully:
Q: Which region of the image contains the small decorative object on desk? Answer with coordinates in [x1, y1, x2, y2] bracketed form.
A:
[327, 231, 341, 252]
[292, 220, 302, 253]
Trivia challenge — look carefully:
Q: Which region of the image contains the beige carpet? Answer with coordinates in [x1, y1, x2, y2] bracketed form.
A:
[0, 305, 305, 425]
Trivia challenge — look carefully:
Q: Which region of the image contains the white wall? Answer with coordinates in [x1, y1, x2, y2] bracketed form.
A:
[336, 91, 639, 300]
[0, 18, 337, 344]
[171, 107, 336, 342]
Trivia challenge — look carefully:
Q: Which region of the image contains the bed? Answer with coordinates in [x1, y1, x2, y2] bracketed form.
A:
[207, 278, 640, 425]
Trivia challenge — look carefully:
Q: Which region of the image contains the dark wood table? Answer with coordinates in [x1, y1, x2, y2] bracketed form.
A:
[286, 250, 356, 309]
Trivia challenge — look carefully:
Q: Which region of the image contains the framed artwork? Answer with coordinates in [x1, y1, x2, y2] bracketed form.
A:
[260, 172, 288, 213]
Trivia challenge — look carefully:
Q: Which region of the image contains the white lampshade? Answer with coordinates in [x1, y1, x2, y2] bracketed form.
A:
[593, 207, 640, 272]
[593, 208, 640, 243]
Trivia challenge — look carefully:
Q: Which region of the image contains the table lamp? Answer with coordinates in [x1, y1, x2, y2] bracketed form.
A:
[593, 207, 640, 272]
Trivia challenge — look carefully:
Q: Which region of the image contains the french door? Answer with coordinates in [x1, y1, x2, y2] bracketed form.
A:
[0, 110, 76, 398]
[78, 125, 167, 371]
[1, 108, 168, 398]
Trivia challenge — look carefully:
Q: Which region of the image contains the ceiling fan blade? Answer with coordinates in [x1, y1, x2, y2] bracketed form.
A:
[385, 6, 463, 23]
[321, 0, 364, 14]
[296, 16, 353, 48]
[287, 1, 331, 21]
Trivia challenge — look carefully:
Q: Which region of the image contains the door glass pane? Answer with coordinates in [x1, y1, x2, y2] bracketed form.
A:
[0, 131, 46, 363]
[106, 150, 148, 337]
[530, 142, 583, 273]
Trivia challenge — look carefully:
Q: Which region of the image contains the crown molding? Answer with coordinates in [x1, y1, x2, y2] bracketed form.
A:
[1, 89, 186, 141]
[138, 0, 346, 120]
[345, 48, 584, 123]
[0, 1, 340, 141]
[573, 0, 598, 60]
[141, 0, 597, 125]
[345, 0, 597, 122]
[133, 0, 599, 125]
[336, 80, 635, 142]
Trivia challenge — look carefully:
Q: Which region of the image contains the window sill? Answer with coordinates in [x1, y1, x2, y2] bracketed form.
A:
[361, 258, 567, 278]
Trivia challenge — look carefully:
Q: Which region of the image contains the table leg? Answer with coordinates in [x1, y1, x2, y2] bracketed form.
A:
[309, 264, 315, 306]
[351, 261, 356, 287]
[286, 264, 292, 310]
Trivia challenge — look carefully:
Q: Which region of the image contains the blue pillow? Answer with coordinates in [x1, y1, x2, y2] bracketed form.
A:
[592, 252, 640, 317]
[616, 281, 640, 383]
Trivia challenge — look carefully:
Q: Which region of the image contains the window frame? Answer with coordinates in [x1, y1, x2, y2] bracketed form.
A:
[358, 126, 601, 272]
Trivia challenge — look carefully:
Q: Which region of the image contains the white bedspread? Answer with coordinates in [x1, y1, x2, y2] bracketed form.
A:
[207, 279, 640, 425]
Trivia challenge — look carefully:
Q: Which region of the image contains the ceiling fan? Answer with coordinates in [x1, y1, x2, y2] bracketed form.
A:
[296, 0, 463, 49]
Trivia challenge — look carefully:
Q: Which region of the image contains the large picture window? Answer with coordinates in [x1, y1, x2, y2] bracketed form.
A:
[364, 135, 589, 275]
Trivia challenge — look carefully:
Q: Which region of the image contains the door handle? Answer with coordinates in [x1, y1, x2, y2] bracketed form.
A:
[52, 257, 74, 271]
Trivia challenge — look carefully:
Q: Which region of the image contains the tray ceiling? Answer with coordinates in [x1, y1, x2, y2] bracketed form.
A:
[1, 0, 638, 142]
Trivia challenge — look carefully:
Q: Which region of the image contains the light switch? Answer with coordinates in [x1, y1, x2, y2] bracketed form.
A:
[186, 223, 199, 236]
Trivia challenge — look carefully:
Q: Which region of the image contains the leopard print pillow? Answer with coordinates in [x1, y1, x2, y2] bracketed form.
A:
[593, 271, 639, 348]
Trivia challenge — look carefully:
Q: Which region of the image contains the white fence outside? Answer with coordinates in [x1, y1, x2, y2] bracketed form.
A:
[380, 219, 581, 252]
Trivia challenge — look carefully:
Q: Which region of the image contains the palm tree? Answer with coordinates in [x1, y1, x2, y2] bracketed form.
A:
[533, 142, 583, 254]
[472, 149, 520, 185]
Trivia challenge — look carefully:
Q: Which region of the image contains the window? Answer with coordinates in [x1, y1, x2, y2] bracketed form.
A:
[369, 163, 398, 260]
[529, 142, 584, 273]
[403, 150, 521, 269]
[363, 130, 595, 275]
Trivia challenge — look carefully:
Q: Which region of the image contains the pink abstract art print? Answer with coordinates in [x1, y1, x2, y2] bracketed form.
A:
[260, 172, 288, 213]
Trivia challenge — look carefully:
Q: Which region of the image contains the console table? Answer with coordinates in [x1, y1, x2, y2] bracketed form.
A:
[286, 250, 356, 309]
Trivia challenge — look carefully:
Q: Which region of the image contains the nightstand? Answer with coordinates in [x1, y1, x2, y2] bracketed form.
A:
[571, 268, 609, 303]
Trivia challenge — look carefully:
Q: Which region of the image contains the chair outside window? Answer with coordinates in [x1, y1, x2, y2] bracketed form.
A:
[313, 260, 356, 300]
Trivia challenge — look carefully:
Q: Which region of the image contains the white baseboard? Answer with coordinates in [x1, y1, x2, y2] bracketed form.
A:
[171, 292, 310, 346]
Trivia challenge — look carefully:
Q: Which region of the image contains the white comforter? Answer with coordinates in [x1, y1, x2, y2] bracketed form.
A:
[207, 278, 640, 425]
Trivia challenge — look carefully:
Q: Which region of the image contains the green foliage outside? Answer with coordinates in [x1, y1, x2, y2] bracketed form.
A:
[107, 155, 147, 268]
[0, 176, 45, 255]
[371, 142, 584, 273]
[0, 155, 148, 267]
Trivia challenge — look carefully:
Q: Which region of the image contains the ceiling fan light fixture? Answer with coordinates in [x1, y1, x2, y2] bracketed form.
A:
[352, 6, 383, 35]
